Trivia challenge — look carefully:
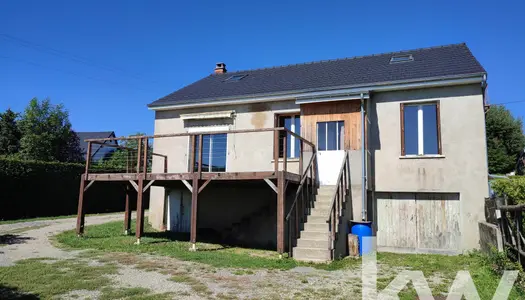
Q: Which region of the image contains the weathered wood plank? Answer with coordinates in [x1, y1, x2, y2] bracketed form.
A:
[129, 180, 139, 192]
[124, 184, 132, 235]
[190, 174, 199, 245]
[416, 193, 460, 251]
[198, 177, 214, 194]
[376, 192, 417, 249]
[264, 178, 278, 194]
[76, 175, 86, 235]
[277, 171, 285, 254]
[83, 180, 95, 192]
[143, 180, 156, 192]
[135, 176, 145, 242]
[181, 180, 193, 193]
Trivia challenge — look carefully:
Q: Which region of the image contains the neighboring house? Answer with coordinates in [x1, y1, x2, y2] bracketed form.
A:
[105, 43, 487, 262]
[77, 131, 118, 162]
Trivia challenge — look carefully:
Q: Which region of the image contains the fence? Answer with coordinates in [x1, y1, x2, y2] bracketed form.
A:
[497, 198, 525, 266]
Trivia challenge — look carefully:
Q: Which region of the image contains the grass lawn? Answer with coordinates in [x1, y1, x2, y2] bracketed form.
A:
[0, 258, 173, 300]
[51, 219, 525, 299]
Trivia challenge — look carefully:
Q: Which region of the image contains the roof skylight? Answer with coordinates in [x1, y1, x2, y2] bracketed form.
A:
[390, 54, 414, 64]
[224, 74, 247, 82]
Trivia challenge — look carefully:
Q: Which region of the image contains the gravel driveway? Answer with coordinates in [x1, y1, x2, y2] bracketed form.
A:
[0, 214, 364, 299]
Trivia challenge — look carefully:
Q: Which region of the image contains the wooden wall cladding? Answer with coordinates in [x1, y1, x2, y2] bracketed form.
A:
[300, 100, 362, 150]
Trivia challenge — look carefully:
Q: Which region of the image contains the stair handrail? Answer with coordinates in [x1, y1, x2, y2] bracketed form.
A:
[285, 148, 318, 257]
[326, 151, 350, 255]
[285, 152, 316, 222]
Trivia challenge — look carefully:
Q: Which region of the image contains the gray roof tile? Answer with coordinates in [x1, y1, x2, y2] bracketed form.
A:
[149, 43, 485, 107]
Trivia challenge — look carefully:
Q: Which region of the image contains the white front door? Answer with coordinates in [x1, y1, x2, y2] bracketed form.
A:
[316, 121, 345, 185]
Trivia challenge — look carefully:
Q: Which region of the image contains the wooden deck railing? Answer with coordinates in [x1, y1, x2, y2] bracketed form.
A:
[498, 203, 525, 266]
[326, 151, 350, 259]
[83, 127, 315, 178]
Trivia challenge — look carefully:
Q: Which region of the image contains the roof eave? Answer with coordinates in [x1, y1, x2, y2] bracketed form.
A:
[148, 73, 486, 111]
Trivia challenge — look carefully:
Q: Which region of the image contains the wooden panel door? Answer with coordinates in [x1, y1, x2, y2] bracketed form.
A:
[416, 193, 461, 251]
[376, 192, 418, 249]
[167, 188, 192, 232]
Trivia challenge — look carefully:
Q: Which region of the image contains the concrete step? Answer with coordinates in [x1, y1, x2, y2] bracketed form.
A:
[300, 230, 329, 240]
[304, 222, 329, 232]
[306, 215, 329, 224]
[297, 238, 329, 248]
[317, 189, 336, 196]
[293, 247, 331, 262]
[315, 194, 334, 201]
[310, 208, 332, 217]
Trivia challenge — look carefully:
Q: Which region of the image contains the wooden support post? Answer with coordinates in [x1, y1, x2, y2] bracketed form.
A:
[197, 134, 203, 177]
[124, 184, 132, 235]
[282, 134, 287, 173]
[517, 212, 522, 265]
[277, 171, 285, 256]
[136, 138, 142, 173]
[143, 138, 149, 175]
[85, 142, 92, 175]
[190, 174, 199, 250]
[76, 174, 86, 236]
[135, 176, 145, 244]
[299, 141, 303, 176]
[189, 135, 196, 173]
[274, 130, 279, 174]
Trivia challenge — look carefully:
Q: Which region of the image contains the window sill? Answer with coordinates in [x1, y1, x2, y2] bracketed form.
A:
[271, 158, 301, 163]
[399, 154, 445, 159]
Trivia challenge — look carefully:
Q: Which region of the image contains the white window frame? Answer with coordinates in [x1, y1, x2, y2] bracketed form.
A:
[317, 121, 344, 151]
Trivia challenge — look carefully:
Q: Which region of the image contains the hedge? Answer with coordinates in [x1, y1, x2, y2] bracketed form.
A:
[492, 176, 525, 205]
[0, 158, 149, 221]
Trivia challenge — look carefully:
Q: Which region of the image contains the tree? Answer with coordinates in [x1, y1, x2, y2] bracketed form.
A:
[18, 98, 82, 162]
[486, 105, 525, 174]
[0, 108, 21, 156]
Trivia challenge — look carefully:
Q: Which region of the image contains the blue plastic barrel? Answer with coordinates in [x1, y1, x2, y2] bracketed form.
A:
[350, 221, 373, 255]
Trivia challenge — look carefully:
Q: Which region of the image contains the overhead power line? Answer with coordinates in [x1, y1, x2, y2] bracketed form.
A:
[490, 100, 525, 106]
[0, 33, 166, 86]
[0, 54, 156, 93]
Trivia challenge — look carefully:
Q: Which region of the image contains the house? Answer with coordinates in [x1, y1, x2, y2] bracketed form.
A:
[77, 131, 118, 162]
[76, 43, 489, 262]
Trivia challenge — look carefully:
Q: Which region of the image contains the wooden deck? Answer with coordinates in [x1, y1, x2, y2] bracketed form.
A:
[76, 127, 318, 255]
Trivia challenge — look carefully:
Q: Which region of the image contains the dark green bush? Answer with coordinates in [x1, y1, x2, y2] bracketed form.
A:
[0, 158, 147, 221]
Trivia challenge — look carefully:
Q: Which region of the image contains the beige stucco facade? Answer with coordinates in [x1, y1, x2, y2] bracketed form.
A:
[368, 84, 489, 252]
[148, 83, 489, 254]
[148, 100, 306, 229]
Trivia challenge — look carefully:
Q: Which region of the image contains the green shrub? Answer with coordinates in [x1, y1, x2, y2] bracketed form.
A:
[491, 176, 525, 204]
[0, 158, 145, 221]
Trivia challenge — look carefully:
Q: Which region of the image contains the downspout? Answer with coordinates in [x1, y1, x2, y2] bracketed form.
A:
[360, 93, 367, 221]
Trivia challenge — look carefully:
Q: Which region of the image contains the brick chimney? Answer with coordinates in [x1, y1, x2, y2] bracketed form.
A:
[214, 62, 227, 74]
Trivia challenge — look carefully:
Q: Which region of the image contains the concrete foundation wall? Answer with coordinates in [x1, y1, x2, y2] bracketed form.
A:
[479, 221, 503, 254]
[369, 84, 489, 251]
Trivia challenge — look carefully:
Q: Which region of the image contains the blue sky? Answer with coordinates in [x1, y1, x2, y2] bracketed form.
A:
[1, 0, 524, 136]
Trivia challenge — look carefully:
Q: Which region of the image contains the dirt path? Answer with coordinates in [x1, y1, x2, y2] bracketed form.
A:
[0, 214, 128, 266]
[0, 215, 364, 299]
